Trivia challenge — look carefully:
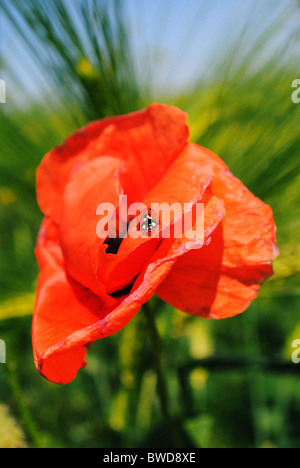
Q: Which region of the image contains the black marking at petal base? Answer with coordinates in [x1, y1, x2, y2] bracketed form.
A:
[108, 281, 134, 298]
[104, 236, 123, 255]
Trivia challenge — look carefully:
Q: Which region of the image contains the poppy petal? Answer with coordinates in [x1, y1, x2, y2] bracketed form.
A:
[33, 218, 118, 384]
[156, 224, 273, 318]
[33, 196, 224, 384]
[37, 104, 189, 222]
[156, 144, 278, 319]
[97, 144, 216, 294]
[195, 144, 279, 266]
[59, 156, 123, 298]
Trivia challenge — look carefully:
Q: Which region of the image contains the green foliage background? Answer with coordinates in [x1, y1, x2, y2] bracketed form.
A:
[0, 0, 300, 448]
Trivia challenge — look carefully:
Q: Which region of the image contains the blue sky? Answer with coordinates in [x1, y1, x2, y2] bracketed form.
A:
[123, 0, 296, 92]
[124, 0, 255, 89]
[0, 0, 298, 100]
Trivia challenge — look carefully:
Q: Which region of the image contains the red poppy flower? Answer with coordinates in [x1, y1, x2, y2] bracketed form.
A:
[33, 104, 279, 384]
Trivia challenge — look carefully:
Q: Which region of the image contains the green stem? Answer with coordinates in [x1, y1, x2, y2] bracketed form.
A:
[6, 363, 42, 448]
[143, 301, 184, 448]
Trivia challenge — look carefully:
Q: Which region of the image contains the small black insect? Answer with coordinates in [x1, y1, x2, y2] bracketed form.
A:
[138, 208, 159, 235]
[141, 213, 158, 233]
